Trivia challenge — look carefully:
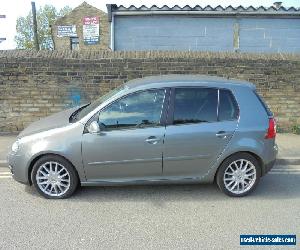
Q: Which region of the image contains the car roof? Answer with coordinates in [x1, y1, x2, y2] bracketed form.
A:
[124, 74, 256, 90]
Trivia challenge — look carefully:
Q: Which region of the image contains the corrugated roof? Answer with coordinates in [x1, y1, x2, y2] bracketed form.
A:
[109, 4, 300, 13]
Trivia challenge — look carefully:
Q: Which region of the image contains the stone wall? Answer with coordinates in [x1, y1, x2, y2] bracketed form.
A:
[0, 50, 300, 132]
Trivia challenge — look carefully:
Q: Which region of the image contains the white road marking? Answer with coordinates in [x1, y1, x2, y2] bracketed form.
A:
[271, 170, 300, 172]
[0, 171, 12, 179]
[268, 171, 300, 175]
[278, 156, 300, 160]
[273, 165, 300, 169]
[0, 172, 11, 175]
[270, 165, 300, 175]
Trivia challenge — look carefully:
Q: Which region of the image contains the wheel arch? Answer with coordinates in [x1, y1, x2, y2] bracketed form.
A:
[214, 150, 264, 183]
[27, 153, 80, 185]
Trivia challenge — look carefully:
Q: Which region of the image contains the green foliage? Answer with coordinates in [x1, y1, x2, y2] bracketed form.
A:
[276, 125, 284, 133]
[15, 5, 72, 50]
[291, 124, 300, 134]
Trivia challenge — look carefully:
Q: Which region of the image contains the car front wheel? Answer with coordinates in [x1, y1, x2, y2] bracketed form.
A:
[31, 155, 78, 199]
[216, 153, 261, 197]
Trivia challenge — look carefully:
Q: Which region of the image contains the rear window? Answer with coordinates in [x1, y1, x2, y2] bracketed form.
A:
[253, 91, 273, 117]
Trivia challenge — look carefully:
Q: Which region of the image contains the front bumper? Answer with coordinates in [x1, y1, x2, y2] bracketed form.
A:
[7, 152, 30, 185]
[8, 164, 13, 175]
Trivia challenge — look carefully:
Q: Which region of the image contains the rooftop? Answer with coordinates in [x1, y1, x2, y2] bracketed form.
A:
[107, 4, 300, 18]
[55, 2, 105, 25]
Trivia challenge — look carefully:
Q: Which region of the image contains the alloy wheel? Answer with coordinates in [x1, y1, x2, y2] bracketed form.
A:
[223, 159, 257, 195]
[36, 161, 71, 197]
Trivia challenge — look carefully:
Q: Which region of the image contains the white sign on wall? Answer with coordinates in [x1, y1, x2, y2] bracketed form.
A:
[83, 16, 100, 45]
[57, 25, 77, 37]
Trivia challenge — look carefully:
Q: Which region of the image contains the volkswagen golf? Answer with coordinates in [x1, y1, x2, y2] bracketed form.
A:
[8, 75, 278, 199]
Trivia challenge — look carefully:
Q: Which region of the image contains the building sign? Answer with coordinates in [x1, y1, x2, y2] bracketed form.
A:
[57, 25, 77, 37]
[83, 16, 99, 45]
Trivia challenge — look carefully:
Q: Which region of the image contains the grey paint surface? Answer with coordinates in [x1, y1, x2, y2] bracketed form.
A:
[7, 75, 277, 189]
[163, 120, 237, 178]
[82, 126, 165, 180]
[114, 16, 235, 51]
[239, 18, 300, 53]
[114, 15, 300, 53]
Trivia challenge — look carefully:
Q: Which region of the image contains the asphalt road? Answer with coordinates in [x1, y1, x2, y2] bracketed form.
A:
[0, 164, 299, 249]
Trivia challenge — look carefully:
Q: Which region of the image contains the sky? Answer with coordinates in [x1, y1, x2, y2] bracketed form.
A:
[0, 0, 299, 50]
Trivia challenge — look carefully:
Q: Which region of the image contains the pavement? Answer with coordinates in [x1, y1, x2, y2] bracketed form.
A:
[0, 133, 299, 249]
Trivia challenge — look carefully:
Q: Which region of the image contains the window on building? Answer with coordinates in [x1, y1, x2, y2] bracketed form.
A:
[70, 37, 79, 50]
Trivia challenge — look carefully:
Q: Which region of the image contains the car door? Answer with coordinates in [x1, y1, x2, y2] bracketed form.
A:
[163, 87, 239, 178]
[82, 88, 167, 182]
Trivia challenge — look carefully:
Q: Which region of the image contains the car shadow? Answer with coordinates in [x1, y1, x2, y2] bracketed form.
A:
[24, 174, 300, 203]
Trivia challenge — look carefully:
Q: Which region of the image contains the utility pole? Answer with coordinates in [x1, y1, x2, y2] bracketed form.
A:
[31, 2, 39, 50]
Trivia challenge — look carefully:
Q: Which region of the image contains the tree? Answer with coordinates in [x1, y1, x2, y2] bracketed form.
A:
[15, 5, 72, 50]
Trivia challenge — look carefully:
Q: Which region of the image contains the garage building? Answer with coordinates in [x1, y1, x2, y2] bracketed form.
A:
[107, 3, 300, 53]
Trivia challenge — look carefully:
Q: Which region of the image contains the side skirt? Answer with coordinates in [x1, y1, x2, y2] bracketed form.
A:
[81, 176, 212, 187]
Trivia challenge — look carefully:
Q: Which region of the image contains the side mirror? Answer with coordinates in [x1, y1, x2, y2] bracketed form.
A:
[87, 121, 100, 134]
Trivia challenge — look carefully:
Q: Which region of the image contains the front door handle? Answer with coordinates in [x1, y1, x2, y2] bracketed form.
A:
[145, 136, 160, 144]
[216, 131, 231, 138]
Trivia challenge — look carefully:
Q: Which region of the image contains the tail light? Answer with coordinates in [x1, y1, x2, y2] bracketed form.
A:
[265, 118, 276, 139]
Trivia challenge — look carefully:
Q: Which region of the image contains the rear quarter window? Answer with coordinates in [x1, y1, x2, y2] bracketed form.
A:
[218, 89, 239, 121]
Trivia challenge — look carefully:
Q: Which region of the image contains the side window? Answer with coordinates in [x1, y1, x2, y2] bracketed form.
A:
[218, 89, 239, 121]
[173, 88, 218, 125]
[98, 89, 165, 130]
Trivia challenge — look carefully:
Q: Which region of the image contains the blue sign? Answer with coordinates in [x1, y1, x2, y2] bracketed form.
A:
[240, 235, 296, 245]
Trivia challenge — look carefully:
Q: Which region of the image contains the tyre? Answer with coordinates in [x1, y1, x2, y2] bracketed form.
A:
[216, 153, 261, 197]
[31, 155, 79, 199]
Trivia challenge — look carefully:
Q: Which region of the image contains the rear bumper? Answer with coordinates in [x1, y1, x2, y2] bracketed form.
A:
[261, 143, 278, 176]
[262, 159, 276, 176]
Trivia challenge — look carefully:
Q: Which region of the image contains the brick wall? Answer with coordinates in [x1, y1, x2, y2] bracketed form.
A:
[0, 50, 300, 132]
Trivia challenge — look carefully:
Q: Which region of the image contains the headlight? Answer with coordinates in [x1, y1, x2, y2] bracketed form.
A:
[11, 140, 20, 153]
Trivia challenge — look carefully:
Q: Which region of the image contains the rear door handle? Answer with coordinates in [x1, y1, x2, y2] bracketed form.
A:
[145, 136, 160, 144]
[216, 131, 231, 138]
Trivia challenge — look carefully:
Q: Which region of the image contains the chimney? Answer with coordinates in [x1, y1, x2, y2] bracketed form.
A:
[273, 2, 282, 9]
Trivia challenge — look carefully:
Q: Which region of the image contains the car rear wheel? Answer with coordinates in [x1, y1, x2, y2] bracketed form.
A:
[31, 155, 78, 199]
[216, 153, 261, 197]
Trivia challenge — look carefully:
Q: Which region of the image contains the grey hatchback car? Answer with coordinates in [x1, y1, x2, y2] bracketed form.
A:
[8, 75, 278, 199]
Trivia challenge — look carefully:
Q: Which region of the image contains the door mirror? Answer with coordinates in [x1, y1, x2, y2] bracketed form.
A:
[87, 121, 100, 134]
